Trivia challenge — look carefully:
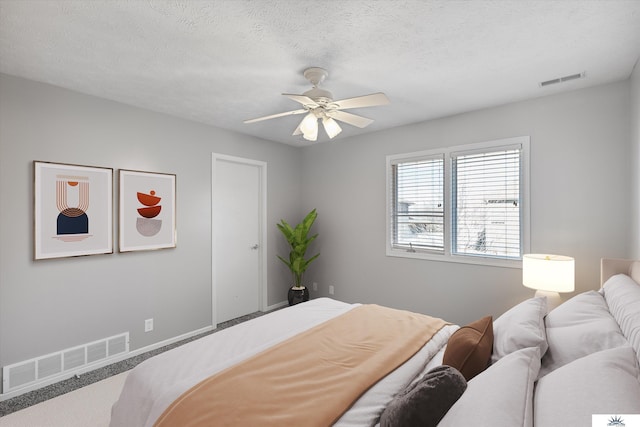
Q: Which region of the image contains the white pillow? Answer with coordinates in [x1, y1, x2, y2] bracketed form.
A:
[438, 346, 540, 427]
[540, 291, 627, 377]
[492, 297, 547, 363]
[602, 273, 640, 365]
[545, 291, 612, 327]
[535, 346, 640, 427]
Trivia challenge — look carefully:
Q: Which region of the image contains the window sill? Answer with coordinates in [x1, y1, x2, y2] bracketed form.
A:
[386, 248, 522, 269]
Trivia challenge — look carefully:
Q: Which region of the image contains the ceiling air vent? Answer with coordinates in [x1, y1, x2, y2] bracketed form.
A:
[539, 72, 585, 87]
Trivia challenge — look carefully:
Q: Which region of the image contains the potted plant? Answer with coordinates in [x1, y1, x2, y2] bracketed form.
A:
[277, 209, 320, 305]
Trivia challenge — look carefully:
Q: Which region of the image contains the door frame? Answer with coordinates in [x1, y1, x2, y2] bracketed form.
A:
[211, 153, 267, 329]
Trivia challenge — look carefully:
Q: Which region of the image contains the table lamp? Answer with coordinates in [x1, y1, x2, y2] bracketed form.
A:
[523, 254, 575, 311]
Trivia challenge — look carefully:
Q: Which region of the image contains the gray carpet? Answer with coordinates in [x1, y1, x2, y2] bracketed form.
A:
[0, 311, 269, 417]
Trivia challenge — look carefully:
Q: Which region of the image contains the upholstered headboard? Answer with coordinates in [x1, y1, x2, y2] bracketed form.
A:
[601, 258, 640, 286]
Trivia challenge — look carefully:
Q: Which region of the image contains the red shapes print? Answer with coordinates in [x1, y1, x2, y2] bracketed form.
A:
[137, 206, 162, 218]
[137, 190, 161, 207]
[136, 190, 162, 236]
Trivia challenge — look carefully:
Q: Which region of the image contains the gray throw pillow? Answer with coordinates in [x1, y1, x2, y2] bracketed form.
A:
[379, 365, 467, 427]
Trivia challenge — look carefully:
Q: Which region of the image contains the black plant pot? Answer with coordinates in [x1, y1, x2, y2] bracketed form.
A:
[288, 286, 310, 306]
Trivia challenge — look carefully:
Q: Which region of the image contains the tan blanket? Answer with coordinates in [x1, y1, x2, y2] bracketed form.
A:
[154, 304, 447, 427]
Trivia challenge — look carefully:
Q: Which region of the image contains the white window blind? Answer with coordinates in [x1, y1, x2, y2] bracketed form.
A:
[391, 155, 444, 253]
[452, 145, 522, 259]
[386, 136, 529, 267]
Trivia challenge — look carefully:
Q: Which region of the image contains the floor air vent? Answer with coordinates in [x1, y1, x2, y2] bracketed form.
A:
[2, 332, 129, 394]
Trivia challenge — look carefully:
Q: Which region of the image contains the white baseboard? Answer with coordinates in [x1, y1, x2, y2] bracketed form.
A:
[0, 325, 215, 402]
[125, 325, 215, 360]
[266, 300, 288, 311]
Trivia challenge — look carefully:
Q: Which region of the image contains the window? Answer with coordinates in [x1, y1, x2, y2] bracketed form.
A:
[391, 155, 444, 253]
[387, 136, 529, 267]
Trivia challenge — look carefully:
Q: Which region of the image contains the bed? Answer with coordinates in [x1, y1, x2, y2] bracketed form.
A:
[110, 258, 640, 426]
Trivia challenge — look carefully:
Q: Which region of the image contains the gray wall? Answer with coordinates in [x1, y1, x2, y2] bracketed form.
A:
[0, 74, 301, 368]
[0, 72, 635, 377]
[631, 61, 640, 259]
[302, 81, 631, 325]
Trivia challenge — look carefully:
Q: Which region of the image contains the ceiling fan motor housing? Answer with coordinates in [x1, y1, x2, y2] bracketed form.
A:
[302, 87, 334, 106]
[302, 67, 333, 106]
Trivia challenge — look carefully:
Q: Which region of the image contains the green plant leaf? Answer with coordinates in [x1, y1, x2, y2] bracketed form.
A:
[276, 209, 320, 287]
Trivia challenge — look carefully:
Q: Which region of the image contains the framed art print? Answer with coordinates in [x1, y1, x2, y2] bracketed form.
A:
[34, 161, 113, 260]
[119, 169, 176, 252]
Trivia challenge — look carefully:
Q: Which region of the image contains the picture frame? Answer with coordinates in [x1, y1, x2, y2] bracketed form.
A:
[34, 161, 114, 260]
[119, 169, 176, 252]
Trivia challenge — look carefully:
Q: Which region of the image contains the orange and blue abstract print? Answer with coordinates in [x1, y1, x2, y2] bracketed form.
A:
[55, 175, 91, 242]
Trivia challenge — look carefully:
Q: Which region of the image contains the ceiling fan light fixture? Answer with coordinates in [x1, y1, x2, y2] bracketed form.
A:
[300, 112, 318, 141]
[303, 129, 317, 141]
[322, 117, 342, 139]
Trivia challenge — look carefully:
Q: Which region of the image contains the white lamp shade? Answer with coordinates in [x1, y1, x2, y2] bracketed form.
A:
[522, 254, 575, 293]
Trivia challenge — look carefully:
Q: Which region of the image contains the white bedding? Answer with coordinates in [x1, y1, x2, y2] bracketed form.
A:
[110, 298, 455, 427]
[111, 262, 640, 427]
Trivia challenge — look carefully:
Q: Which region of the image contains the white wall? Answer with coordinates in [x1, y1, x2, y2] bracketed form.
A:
[0, 74, 302, 369]
[630, 60, 640, 258]
[302, 81, 631, 325]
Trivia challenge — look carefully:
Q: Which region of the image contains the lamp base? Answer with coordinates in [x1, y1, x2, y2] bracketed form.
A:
[534, 290, 562, 313]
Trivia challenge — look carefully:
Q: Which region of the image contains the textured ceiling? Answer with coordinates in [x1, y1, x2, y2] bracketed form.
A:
[1, 0, 639, 146]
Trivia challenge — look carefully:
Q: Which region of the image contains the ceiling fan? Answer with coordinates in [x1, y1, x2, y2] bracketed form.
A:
[244, 67, 390, 141]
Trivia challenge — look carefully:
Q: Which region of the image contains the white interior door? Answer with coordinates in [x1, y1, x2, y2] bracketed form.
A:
[212, 154, 266, 325]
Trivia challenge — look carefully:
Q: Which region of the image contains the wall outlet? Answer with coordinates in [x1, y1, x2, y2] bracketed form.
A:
[144, 318, 154, 332]
[312, 282, 318, 291]
[329, 285, 335, 295]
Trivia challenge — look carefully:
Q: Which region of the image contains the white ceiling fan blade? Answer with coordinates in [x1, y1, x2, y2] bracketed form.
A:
[244, 109, 307, 124]
[283, 94, 319, 108]
[329, 110, 374, 128]
[333, 92, 390, 110]
[292, 123, 303, 136]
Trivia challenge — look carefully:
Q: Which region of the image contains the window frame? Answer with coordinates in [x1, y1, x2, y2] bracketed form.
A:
[386, 136, 530, 268]
[391, 153, 445, 254]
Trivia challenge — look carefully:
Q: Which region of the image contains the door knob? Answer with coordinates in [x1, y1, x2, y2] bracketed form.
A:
[250, 244, 259, 250]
